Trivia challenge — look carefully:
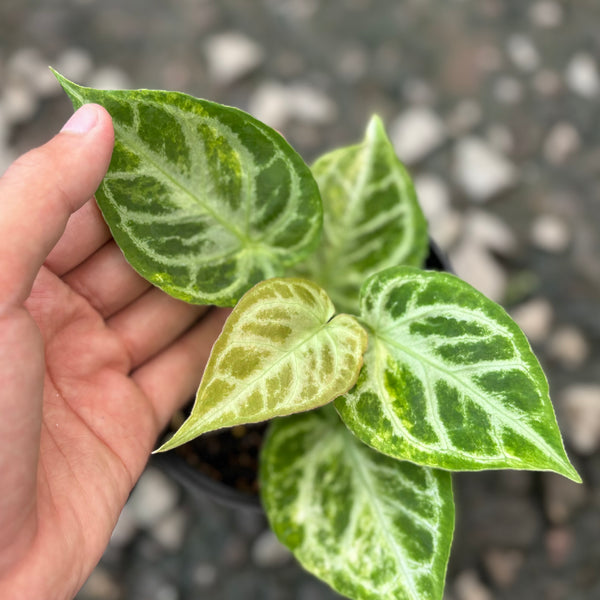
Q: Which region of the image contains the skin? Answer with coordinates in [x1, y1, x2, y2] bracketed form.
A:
[0, 104, 228, 599]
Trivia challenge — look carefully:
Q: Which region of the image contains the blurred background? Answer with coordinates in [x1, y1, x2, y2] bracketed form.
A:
[1, 0, 599, 598]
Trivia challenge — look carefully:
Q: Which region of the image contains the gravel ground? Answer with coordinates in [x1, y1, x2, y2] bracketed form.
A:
[1, 1, 600, 599]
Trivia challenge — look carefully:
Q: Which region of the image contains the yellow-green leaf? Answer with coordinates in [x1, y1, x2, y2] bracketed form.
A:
[156, 278, 367, 451]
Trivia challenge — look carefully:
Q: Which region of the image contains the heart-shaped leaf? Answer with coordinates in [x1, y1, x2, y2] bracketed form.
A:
[54, 71, 322, 306]
[156, 278, 367, 451]
[297, 115, 428, 315]
[336, 267, 580, 482]
[260, 406, 455, 600]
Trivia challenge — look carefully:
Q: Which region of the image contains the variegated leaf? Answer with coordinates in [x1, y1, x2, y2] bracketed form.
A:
[336, 267, 580, 482]
[156, 278, 367, 451]
[260, 406, 455, 600]
[54, 71, 322, 306]
[298, 115, 428, 315]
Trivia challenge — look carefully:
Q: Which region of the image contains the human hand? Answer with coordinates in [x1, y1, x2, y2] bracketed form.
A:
[0, 104, 228, 599]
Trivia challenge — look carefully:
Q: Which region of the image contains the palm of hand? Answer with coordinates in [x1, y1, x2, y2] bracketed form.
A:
[2, 235, 226, 599]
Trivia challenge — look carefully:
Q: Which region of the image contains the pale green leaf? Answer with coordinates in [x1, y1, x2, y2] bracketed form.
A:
[54, 70, 322, 306]
[298, 115, 428, 315]
[336, 267, 580, 482]
[260, 406, 455, 600]
[156, 278, 367, 451]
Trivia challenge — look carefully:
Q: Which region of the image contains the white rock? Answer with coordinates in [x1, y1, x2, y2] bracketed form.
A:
[53, 47, 94, 85]
[483, 549, 524, 588]
[453, 136, 517, 202]
[0, 145, 16, 178]
[414, 173, 451, 217]
[337, 45, 368, 82]
[127, 467, 179, 528]
[530, 213, 571, 252]
[7, 47, 49, 88]
[193, 563, 217, 588]
[446, 100, 482, 136]
[110, 503, 138, 547]
[530, 1, 564, 28]
[463, 210, 517, 255]
[403, 79, 436, 105]
[510, 297, 554, 343]
[533, 69, 562, 96]
[494, 75, 523, 104]
[543, 122, 581, 164]
[248, 81, 291, 130]
[390, 107, 446, 164]
[87, 66, 132, 90]
[78, 567, 120, 600]
[415, 174, 462, 249]
[450, 242, 507, 302]
[453, 569, 493, 600]
[251, 530, 292, 567]
[286, 82, 337, 125]
[152, 508, 188, 550]
[548, 326, 589, 369]
[565, 53, 600, 99]
[204, 32, 264, 86]
[561, 384, 600, 454]
[486, 124, 514, 154]
[0, 80, 37, 124]
[506, 34, 540, 72]
[543, 472, 587, 525]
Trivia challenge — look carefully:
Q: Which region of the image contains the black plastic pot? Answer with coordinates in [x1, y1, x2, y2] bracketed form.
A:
[151, 241, 451, 510]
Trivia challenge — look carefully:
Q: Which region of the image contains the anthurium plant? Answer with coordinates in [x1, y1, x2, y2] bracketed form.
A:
[55, 70, 580, 600]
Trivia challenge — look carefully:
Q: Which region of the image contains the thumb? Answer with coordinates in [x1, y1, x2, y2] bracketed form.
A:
[0, 103, 114, 307]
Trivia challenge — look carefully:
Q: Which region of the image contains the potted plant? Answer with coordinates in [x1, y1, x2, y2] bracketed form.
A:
[54, 70, 579, 600]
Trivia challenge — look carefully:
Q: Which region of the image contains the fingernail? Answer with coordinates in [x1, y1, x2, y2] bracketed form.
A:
[60, 104, 99, 134]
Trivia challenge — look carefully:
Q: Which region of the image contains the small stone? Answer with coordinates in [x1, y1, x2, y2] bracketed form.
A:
[53, 47, 94, 85]
[1, 80, 37, 124]
[192, 563, 217, 588]
[450, 242, 507, 302]
[548, 326, 589, 369]
[483, 548, 524, 588]
[336, 44, 368, 82]
[87, 66, 132, 90]
[531, 213, 571, 252]
[533, 69, 562, 96]
[543, 122, 581, 164]
[152, 508, 187, 550]
[286, 82, 337, 125]
[110, 503, 138, 547]
[453, 569, 493, 600]
[204, 32, 264, 85]
[127, 467, 179, 528]
[414, 173, 451, 217]
[561, 384, 600, 455]
[248, 81, 291, 129]
[545, 527, 575, 567]
[506, 34, 540, 72]
[493, 75, 523, 104]
[7, 47, 48, 84]
[463, 210, 517, 255]
[390, 107, 446, 164]
[78, 567, 121, 600]
[446, 100, 483, 136]
[453, 136, 517, 202]
[543, 473, 587, 525]
[565, 53, 600, 99]
[486, 124, 514, 154]
[251, 530, 292, 567]
[0, 145, 16, 178]
[403, 79, 436, 105]
[510, 297, 553, 343]
[530, 1, 564, 28]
